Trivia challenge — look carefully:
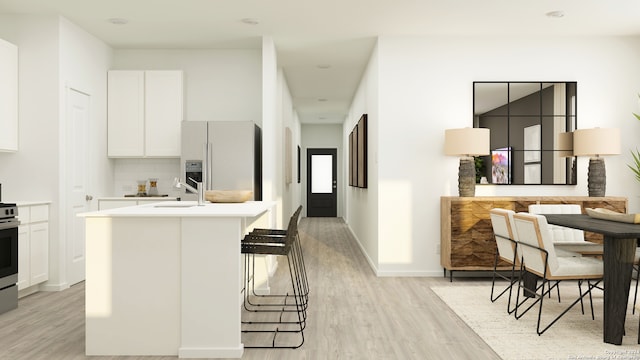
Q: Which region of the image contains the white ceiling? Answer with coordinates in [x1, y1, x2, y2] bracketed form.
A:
[1, 0, 640, 124]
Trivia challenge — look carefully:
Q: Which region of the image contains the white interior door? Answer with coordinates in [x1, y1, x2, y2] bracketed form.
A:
[67, 88, 89, 286]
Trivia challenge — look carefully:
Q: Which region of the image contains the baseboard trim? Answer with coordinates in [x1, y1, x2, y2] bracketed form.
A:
[345, 224, 445, 278]
[39, 282, 70, 292]
[18, 286, 39, 299]
[346, 225, 380, 276]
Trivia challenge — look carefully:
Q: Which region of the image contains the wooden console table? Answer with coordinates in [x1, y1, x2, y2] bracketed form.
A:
[440, 196, 627, 280]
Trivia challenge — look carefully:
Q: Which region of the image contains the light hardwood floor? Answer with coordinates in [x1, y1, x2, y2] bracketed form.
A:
[0, 217, 500, 360]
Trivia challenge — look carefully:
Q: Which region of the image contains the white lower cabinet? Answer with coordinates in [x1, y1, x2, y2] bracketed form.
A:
[17, 225, 29, 290]
[17, 203, 50, 294]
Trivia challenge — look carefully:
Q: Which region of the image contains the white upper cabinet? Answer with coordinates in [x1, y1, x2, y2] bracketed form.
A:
[108, 71, 145, 156]
[108, 70, 183, 157]
[0, 38, 18, 152]
[144, 71, 183, 157]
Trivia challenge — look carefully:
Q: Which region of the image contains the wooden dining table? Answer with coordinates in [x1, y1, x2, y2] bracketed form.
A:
[543, 214, 640, 345]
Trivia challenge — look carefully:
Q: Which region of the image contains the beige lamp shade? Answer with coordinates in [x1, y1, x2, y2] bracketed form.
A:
[573, 128, 621, 156]
[444, 128, 490, 156]
[557, 131, 573, 157]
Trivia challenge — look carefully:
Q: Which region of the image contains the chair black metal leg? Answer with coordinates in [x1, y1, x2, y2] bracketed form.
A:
[241, 206, 307, 349]
[243, 252, 305, 348]
[244, 236, 309, 311]
[634, 265, 639, 315]
[536, 280, 601, 336]
[490, 248, 520, 315]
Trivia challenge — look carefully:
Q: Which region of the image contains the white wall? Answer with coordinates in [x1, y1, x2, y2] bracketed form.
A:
[54, 17, 113, 289]
[302, 124, 344, 218]
[0, 15, 113, 289]
[0, 15, 61, 287]
[112, 159, 181, 197]
[0, 15, 60, 202]
[113, 49, 262, 124]
[59, 17, 114, 205]
[111, 48, 263, 197]
[344, 42, 379, 273]
[348, 34, 640, 276]
[262, 36, 282, 226]
[278, 69, 302, 220]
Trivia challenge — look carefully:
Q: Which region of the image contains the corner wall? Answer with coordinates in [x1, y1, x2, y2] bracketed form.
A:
[278, 69, 302, 220]
[0, 15, 114, 289]
[56, 17, 113, 289]
[344, 42, 379, 273]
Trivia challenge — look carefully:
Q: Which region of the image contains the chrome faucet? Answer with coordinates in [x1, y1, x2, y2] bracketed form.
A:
[173, 177, 205, 206]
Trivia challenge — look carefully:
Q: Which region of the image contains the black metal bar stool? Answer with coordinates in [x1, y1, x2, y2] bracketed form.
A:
[245, 206, 308, 310]
[241, 206, 306, 348]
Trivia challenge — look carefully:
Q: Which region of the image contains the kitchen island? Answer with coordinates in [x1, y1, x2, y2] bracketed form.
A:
[80, 200, 276, 358]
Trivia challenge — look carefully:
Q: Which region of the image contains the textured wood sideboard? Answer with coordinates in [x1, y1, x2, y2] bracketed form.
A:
[440, 196, 628, 278]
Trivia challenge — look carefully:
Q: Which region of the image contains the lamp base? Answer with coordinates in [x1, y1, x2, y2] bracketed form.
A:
[587, 157, 606, 197]
[458, 157, 476, 197]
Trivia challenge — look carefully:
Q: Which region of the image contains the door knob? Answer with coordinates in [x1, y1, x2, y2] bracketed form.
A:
[86, 195, 93, 201]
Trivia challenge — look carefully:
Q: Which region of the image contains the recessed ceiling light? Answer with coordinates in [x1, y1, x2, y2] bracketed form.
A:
[317, 98, 328, 102]
[240, 18, 260, 25]
[107, 18, 129, 25]
[545, 10, 565, 18]
[316, 64, 331, 69]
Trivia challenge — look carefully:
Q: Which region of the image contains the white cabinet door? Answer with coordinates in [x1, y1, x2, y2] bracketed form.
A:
[0, 38, 18, 152]
[17, 203, 50, 294]
[29, 222, 49, 285]
[107, 70, 182, 158]
[144, 71, 183, 157]
[107, 71, 145, 157]
[17, 225, 30, 291]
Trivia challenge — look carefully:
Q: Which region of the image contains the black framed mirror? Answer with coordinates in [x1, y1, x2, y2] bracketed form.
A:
[473, 81, 577, 185]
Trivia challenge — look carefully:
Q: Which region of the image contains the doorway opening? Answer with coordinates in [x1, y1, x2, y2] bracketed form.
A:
[306, 148, 337, 217]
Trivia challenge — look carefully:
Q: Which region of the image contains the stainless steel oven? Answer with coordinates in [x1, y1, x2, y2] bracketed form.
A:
[0, 203, 19, 315]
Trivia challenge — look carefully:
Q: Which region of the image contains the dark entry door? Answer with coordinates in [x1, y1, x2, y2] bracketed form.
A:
[307, 148, 337, 217]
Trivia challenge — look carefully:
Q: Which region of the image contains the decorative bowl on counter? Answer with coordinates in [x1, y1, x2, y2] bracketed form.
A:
[205, 190, 253, 203]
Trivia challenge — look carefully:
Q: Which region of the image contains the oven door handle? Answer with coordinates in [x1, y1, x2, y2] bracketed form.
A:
[0, 221, 19, 231]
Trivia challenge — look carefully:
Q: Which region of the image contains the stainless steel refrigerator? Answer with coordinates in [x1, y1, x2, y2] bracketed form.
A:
[180, 121, 262, 201]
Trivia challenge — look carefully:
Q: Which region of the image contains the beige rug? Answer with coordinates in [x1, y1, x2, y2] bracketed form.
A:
[432, 282, 640, 360]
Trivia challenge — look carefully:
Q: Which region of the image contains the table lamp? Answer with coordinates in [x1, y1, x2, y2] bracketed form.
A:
[573, 128, 620, 197]
[445, 127, 490, 197]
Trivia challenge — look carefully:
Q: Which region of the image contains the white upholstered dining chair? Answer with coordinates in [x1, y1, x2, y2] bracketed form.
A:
[489, 208, 520, 314]
[528, 204, 603, 256]
[512, 212, 603, 335]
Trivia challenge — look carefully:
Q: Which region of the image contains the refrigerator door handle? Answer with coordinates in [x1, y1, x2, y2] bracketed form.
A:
[206, 142, 213, 191]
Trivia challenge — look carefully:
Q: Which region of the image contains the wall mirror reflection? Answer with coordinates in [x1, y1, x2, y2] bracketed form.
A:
[473, 81, 577, 185]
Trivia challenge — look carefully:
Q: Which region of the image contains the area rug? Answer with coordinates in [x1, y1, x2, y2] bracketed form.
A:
[431, 282, 640, 360]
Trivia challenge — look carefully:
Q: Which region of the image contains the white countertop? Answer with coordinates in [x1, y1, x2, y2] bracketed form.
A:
[12, 201, 51, 207]
[98, 196, 179, 200]
[80, 200, 276, 218]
